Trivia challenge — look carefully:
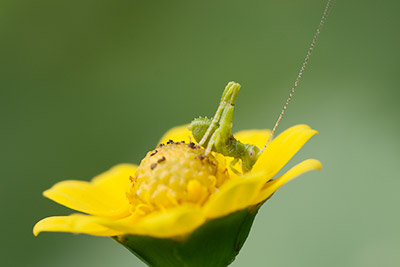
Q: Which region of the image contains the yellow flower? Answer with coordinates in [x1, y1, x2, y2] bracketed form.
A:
[34, 124, 321, 239]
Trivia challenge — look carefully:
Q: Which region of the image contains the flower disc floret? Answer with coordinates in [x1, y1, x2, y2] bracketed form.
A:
[127, 141, 229, 212]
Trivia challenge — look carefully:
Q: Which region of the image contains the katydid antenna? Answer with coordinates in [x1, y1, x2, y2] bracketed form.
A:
[259, 0, 335, 155]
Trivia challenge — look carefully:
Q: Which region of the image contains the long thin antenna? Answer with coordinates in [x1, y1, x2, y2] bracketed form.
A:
[259, 0, 335, 155]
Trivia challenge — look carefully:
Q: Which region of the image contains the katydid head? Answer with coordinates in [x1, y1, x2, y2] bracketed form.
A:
[242, 144, 261, 173]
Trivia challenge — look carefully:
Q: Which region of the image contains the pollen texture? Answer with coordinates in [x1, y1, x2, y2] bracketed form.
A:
[127, 141, 229, 212]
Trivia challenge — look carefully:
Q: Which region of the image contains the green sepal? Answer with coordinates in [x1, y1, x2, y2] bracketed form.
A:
[114, 206, 261, 267]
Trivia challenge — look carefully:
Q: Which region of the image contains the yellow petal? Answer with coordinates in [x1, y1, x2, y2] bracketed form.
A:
[203, 171, 269, 219]
[252, 159, 322, 205]
[253, 124, 318, 176]
[233, 129, 271, 148]
[91, 163, 137, 205]
[158, 124, 194, 145]
[33, 214, 122, 237]
[98, 205, 205, 238]
[43, 164, 136, 218]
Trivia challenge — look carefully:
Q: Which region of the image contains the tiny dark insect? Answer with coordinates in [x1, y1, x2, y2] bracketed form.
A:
[157, 156, 166, 163]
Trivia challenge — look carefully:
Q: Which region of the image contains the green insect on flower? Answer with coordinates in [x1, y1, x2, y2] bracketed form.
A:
[189, 82, 261, 174]
[33, 1, 334, 266]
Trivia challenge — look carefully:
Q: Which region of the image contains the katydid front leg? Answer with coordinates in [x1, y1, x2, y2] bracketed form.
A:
[204, 82, 240, 156]
[199, 82, 241, 148]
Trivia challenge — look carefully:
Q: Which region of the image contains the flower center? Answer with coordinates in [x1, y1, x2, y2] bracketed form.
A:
[127, 141, 229, 213]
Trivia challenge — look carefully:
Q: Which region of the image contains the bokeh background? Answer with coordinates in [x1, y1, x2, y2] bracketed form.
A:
[1, 0, 399, 266]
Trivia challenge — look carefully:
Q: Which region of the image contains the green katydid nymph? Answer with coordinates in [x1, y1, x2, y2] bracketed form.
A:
[188, 82, 260, 173]
[188, 0, 334, 174]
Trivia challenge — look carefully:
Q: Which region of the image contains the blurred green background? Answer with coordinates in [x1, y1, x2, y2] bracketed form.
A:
[1, 0, 399, 266]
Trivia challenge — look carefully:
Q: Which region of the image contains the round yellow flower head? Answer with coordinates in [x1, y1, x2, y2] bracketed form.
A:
[127, 141, 229, 212]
